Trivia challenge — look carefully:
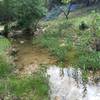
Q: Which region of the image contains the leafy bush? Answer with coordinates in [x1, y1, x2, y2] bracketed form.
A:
[15, 0, 46, 29]
[0, 0, 46, 35]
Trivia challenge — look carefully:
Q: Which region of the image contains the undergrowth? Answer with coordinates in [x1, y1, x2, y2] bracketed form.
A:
[33, 11, 100, 70]
[0, 55, 49, 100]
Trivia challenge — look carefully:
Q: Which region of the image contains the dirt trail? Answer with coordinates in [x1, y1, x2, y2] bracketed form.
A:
[13, 37, 56, 75]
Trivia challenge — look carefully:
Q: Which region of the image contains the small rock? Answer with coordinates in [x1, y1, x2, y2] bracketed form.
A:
[55, 96, 61, 100]
[20, 41, 24, 44]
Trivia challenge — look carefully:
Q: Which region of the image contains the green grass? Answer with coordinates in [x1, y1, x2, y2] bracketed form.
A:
[0, 38, 13, 78]
[0, 76, 49, 100]
[0, 37, 11, 53]
[0, 55, 13, 78]
[8, 74, 48, 99]
[0, 55, 49, 99]
[77, 52, 100, 70]
[33, 11, 100, 70]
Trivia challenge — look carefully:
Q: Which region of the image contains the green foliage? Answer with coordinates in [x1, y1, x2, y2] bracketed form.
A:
[33, 20, 69, 62]
[75, 11, 100, 70]
[15, 0, 46, 29]
[34, 10, 100, 69]
[77, 52, 100, 70]
[90, 11, 100, 37]
[0, 38, 12, 77]
[0, 36, 49, 99]
[0, 55, 49, 99]
[0, 75, 48, 99]
[0, 37, 11, 53]
[0, 0, 46, 33]
[76, 31, 93, 51]
[0, 0, 15, 22]
[0, 55, 13, 78]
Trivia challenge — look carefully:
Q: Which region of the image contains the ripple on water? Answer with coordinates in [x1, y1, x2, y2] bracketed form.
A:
[47, 66, 100, 100]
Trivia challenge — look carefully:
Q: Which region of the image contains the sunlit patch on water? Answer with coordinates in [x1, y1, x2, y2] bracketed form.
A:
[47, 66, 100, 100]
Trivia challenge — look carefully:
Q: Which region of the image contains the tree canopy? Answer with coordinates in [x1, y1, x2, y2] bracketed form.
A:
[0, 0, 46, 35]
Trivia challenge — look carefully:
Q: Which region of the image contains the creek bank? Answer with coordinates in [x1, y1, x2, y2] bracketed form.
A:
[11, 37, 57, 75]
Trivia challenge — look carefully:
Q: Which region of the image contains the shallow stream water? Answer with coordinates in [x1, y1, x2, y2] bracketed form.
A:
[47, 66, 100, 100]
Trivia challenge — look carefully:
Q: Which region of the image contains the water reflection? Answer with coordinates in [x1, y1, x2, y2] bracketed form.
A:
[47, 66, 100, 100]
